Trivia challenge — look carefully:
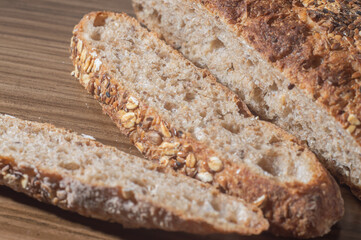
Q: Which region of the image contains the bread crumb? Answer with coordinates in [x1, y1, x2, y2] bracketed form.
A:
[4, 114, 15, 119]
[81, 134, 96, 140]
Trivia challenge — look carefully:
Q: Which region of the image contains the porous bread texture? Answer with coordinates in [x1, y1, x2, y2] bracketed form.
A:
[71, 12, 343, 238]
[132, 0, 361, 198]
[0, 114, 268, 235]
[81, 11, 314, 184]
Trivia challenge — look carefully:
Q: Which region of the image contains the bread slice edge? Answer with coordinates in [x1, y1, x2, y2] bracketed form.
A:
[0, 114, 269, 235]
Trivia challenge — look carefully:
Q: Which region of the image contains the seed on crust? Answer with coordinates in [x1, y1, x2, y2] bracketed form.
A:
[183, 144, 193, 152]
[41, 183, 52, 196]
[347, 114, 361, 126]
[116, 110, 126, 119]
[80, 49, 87, 63]
[208, 156, 223, 172]
[1, 165, 9, 175]
[121, 112, 136, 129]
[177, 151, 187, 159]
[52, 197, 59, 205]
[4, 173, 15, 181]
[152, 116, 161, 126]
[126, 96, 139, 110]
[93, 58, 102, 72]
[160, 121, 171, 138]
[77, 39, 83, 53]
[56, 190, 67, 200]
[159, 142, 180, 149]
[83, 56, 92, 72]
[159, 142, 180, 156]
[142, 117, 153, 129]
[159, 156, 170, 166]
[135, 142, 144, 152]
[81, 74, 91, 86]
[176, 156, 185, 164]
[351, 72, 361, 79]
[253, 195, 267, 207]
[186, 153, 196, 168]
[71, 36, 75, 48]
[197, 172, 213, 183]
[145, 131, 163, 146]
[122, 189, 135, 200]
[160, 147, 180, 156]
[20, 174, 29, 189]
[86, 58, 94, 73]
[135, 112, 143, 124]
[73, 66, 79, 78]
[185, 167, 197, 177]
[334, 34, 342, 41]
[347, 125, 356, 134]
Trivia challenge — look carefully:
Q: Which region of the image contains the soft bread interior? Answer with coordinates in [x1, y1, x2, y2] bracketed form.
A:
[78, 13, 317, 184]
[0, 114, 267, 233]
[132, 0, 361, 189]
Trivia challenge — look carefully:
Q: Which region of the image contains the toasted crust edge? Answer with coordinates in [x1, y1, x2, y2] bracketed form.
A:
[0, 152, 267, 236]
[71, 11, 344, 238]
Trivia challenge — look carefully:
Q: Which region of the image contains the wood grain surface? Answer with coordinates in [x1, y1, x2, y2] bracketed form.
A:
[0, 0, 360, 239]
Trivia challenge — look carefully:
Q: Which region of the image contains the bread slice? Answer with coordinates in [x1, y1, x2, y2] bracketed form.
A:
[132, 0, 361, 200]
[70, 12, 343, 238]
[0, 114, 269, 235]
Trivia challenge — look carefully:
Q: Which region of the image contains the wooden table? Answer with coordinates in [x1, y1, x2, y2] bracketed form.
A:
[0, 0, 360, 239]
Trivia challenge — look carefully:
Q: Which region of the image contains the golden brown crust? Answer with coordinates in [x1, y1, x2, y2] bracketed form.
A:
[70, 12, 344, 238]
[196, 0, 361, 156]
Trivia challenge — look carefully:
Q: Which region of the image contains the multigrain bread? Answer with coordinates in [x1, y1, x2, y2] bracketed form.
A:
[133, 0, 361, 199]
[70, 12, 343, 238]
[0, 114, 268, 235]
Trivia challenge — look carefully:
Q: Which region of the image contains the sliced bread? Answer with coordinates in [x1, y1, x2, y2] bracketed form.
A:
[0, 114, 268, 235]
[132, 0, 361, 200]
[70, 12, 343, 237]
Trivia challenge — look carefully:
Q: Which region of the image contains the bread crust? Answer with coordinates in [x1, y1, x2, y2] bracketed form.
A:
[197, 0, 361, 137]
[0, 148, 267, 235]
[0, 156, 217, 234]
[70, 12, 344, 238]
[192, 0, 361, 194]
[319, 153, 361, 199]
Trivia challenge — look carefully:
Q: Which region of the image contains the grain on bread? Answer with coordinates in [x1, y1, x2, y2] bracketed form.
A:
[0, 114, 268, 235]
[132, 0, 361, 200]
[70, 12, 343, 238]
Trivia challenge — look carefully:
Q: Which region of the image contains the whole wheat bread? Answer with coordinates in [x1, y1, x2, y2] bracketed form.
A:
[132, 0, 361, 200]
[70, 12, 343, 237]
[0, 114, 268, 235]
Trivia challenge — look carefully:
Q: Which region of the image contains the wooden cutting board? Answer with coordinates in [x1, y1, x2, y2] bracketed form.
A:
[0, 0, 360, 239]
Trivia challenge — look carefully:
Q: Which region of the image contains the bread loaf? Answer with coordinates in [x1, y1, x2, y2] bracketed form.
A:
[133, 0, 361, 200]
[0, 114, 268, 235]
[70, 12, 343, 237]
